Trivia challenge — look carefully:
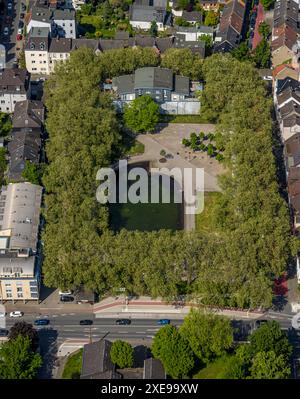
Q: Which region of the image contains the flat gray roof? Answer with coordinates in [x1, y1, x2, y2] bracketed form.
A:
[134, 67, 173, 90]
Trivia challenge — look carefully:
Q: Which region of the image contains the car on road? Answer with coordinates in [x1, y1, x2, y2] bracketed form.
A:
[17, 28, 23, 35]
[3, 27, 9, 36]
[9, 311, 24, 318]
[7, 3, 12, 10]
[60, 295, 74, 302]
[18, 20, 24, 28]
[157, 319, 170, 325]
[116, 319, 131, 325]
[5, 15, 12, 23]
[79, 319, 93, 325]
[21, 3, 26, 11]
[34, 319, 50, 326]
[20, 12, 25, 19]
[16, 34, 22, 41]
[0, 329, 8, 337]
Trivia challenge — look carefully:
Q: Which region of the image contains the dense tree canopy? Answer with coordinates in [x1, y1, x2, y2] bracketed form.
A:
[0, 335, 42, 379]
[161, 48, 203, 80]
[152, 325, 195, 378]
[180, 309, 234, 363]
[8, 322, 39, 352]
[110, 340, 134, 368]
[123, 95, 159, 133]
[0, 112, 12, 136]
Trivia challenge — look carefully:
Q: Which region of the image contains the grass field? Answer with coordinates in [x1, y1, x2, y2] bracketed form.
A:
[195, 192, 222, 234]
[62, 349, 83, 379]
[193, 356, 232, 379]
[110, 175, 183, 231]
[125, 140, 145, 156]
[159, 115, 211, 124]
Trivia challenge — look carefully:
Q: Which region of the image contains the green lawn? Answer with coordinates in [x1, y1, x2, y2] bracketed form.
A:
[125, 140, 145, 156]
[193, 355, 232, 379]
[110, 173, 183, 231]
[195, 192, 222, 234]
[62, 349, 83, 379]
[159, 115, 211, 124]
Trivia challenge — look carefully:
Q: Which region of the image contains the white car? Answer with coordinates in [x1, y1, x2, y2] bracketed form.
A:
[7, 3, 12, 10]
[59, 290, 73, 296]
[3, 27, 9, 36]
[9, 311, 23, 318]
[17, 28, 23, 35]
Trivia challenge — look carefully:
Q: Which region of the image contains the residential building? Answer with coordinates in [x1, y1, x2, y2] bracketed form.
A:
[174, 33, 206, 57]
[214, 0, 246, 53]
[271, 0, 299, 67]
[174, 25, 214, 41]
[112, 66, 201, 114]
[27, 5, 76, 39]
[272, 64, 300, 82]
[129, 0, 170, 31]
[0, 182, 43, 302]
[0, 69, 30, 113]
[200, 0, 226, 11]
[12, 100, 44, 130]
[25, 27, 50, 74]
[181, 11, 203, 24]
[80, 339, 166, 380]
[81, 340, 119, 379]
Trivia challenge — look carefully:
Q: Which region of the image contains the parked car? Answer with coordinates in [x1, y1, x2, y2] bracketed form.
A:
[0, 329, 8, 337]
[60, 295, 74, 302]
[250, 17, 256, 28]
[20, 12, 25, 19]
[59, 290, 73, 296]
[21, 3, 26, 11]
[157, 319, 170, 325]
[116, 319, 131, 325]
[7, 3, 12, 10]
[5, 15, 11, 23]
[18, 20, 24, 28]
[16, 33, 22, 41]
[3, 27, 9, 36]
[79, 319, 93, 325]
[17, 28, 23, 35]
[9, 311, 23, 318]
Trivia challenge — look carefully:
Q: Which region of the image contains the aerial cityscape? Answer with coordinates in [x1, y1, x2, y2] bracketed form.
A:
[0, 0, 299, 385]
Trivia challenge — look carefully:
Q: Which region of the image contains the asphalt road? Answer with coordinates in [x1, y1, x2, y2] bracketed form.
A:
[0, 0, 24, 68]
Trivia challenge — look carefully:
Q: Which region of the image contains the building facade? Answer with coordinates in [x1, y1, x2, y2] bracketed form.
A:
[0, 69, 30, 113]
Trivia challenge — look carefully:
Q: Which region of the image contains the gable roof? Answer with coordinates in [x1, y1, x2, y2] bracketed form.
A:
[8, 129, 41, 181]
[13, 100, 44, 129]
[0, 69, 29, 94]
[277, 86, 300, 107]
[143, 358, 166, 379]
[134, 67, 173, 89]
[81, 340, 115, 379]
[271, 25, 297, 51]
[276, 77, 300, 94]
[181, 11, 203, 23]
[280, 101, 300, 119]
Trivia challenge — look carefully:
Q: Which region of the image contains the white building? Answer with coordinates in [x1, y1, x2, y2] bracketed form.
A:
[129, 0, 169, 31]
[27, 6, 76, 39]
[25, 27, 50, 74]
[0, 69, 30, 113]
[0, 182, 43, 302]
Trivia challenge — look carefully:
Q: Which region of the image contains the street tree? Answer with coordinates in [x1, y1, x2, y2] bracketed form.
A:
[110, 340, 134, 368]
[152, 325, 195, 378]
[0, 335, 42, 379]
[250, 351, 291, 379]
[8, 322, 39, 352]
[180, 309, 234, 363]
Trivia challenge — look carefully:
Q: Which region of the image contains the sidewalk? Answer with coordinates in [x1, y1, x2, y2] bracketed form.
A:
[93, 295, 264, 319]
[252, 2, 265, 50]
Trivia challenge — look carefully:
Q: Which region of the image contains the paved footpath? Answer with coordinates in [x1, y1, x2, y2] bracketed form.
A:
[252, 2, 265, 50]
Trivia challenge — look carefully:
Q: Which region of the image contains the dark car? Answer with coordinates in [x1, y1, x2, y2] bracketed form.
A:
[34, 319, 50, 326]
[116, 319, 131, 325]
[60, 295, 74, 302]
[79, 319, 93, 325]
[250, 17, 256, 28]
[18, 20, 24, 28]
[20, 12, 25, 19]
[157, 319, 170, 325]
[21, 3, 26, 11]
[0, 329, 8, 337]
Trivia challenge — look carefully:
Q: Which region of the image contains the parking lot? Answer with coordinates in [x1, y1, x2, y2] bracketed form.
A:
[0, 0, 26, 67]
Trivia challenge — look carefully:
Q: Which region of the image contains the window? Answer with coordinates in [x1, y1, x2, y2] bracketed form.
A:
[32, 68, 37, 71]
[70, 30, 73, 34]
[17, 287, 23, 292]
[30, 288, 38, 293]
[31, 293, 38, 298]
[31, 53, 35, 57]
[32, 60, 35, 64]
[17, 293, 23, 298]
[5, 282, 11, 287]
[1, 100, 4, 104]
[6, 293, 12, 298]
